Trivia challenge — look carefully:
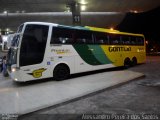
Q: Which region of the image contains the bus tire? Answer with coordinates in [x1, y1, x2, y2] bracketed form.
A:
[124, 58, 131, 69]
[53, 64, 70, 81]
[132, 57, 137, 66]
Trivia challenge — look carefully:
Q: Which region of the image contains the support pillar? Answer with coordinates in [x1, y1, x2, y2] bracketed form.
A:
[69, 1, 81, 26]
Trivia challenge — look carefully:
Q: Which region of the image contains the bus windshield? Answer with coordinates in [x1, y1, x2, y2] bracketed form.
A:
[19, 24, 49, 66]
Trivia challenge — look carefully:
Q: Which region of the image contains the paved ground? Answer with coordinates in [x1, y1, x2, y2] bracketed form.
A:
[18, 56, 160, 120]
[0, 70, 143, 114]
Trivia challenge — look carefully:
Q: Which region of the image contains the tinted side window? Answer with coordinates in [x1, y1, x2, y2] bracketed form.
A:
[136, 37, 144, 45]
[130, 36, 136, 45]
[121, 35, 130, 45]
[51, 27, 74, 44]
[75, 30, 93, 44]
[94, 32, 109, 44]
[109, 34, 121, 45]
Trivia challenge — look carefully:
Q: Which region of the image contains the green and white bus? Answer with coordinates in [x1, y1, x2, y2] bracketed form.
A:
[7, 22, 146, 82]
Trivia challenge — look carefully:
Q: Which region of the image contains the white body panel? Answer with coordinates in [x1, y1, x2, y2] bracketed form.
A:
[10, 43, 114, 82]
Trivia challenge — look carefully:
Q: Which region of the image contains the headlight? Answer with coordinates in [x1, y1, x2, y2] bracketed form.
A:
[11, 67, 20, 72]
[11, 68, 16, 72]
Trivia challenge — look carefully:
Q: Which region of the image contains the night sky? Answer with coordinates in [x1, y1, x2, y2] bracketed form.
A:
[117, 6, 160, 51]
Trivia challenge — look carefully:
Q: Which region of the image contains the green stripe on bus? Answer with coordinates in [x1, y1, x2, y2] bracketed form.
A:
[73, 45, 101, 65]
[88, 45, 112, 64]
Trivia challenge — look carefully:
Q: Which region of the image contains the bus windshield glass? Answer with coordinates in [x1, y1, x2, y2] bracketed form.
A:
[20, 24, 49, 66]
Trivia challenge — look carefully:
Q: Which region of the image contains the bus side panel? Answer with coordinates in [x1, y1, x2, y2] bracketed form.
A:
[100, 45, 124, 67]
[73, 44, 115, 72]
[48, 45, 77, 75]
[124, 46, 146, 64]
[134, 46, 146, 64]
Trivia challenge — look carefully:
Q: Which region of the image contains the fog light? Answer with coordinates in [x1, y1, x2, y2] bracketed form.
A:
[14, 78, 18, 81]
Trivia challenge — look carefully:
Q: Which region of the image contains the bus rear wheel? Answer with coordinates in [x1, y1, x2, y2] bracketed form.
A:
[124, 58, 131, 68]
[53, 64, 70, 81]
[131, 57, 137, 66]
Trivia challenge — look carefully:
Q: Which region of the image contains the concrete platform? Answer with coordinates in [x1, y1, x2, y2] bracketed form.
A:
[0, 70, 144, 114]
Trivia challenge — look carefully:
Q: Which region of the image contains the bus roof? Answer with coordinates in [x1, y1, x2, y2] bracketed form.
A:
[23, 22, 144, 37]
[58, 25, 89, 31]
[85, 26, 144, 37]
[24, 22, 59, 26]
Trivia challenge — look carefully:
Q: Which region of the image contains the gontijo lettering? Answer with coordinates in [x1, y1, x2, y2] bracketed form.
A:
[109, 47, 131, 52]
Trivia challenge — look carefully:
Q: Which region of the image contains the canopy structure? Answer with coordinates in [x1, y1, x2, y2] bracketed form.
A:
[0, 0, 160, 31]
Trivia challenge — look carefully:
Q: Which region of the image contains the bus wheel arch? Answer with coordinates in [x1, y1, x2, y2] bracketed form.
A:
[124, 57, 131, 68]
[53, 63, 70, 81]
[132, 57, 137, 66]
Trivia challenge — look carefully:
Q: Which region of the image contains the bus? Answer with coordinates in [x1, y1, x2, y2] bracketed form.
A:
[7, 22, 146, 82]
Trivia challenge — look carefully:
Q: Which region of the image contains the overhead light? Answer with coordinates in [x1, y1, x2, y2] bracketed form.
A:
[80, 0, 88, 5]
[81, 5, 86, 11]
[133, 10, 138, 13]
[65, 6, 71, 12]
[3, 10, 8, 14]
[22, 10, 25, 13]
[130, 10, 138, 13]
[65, 9, 71, 12]
[16, 11, 20, 13]
[6, 28, 10, 31]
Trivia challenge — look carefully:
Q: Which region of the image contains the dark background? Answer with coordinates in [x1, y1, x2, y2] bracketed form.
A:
[117, 6, 160, 53]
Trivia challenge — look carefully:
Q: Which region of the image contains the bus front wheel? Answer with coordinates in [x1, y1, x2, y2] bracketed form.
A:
[53, 64, 70, 81]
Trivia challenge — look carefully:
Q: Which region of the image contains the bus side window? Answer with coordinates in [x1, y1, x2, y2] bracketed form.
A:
[121, 35, 130, 45]
[109, 34, 121, 45]
[130, 36, 136, 45]
[51, 27, 74, 44]
[136, 37, 144, 45]
[94, 32, 109, 44]
[75, 30, 93, 44]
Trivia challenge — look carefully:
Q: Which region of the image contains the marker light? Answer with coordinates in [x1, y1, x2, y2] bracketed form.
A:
[80, 0, 88, 5]
[110, 27, 114, 31]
